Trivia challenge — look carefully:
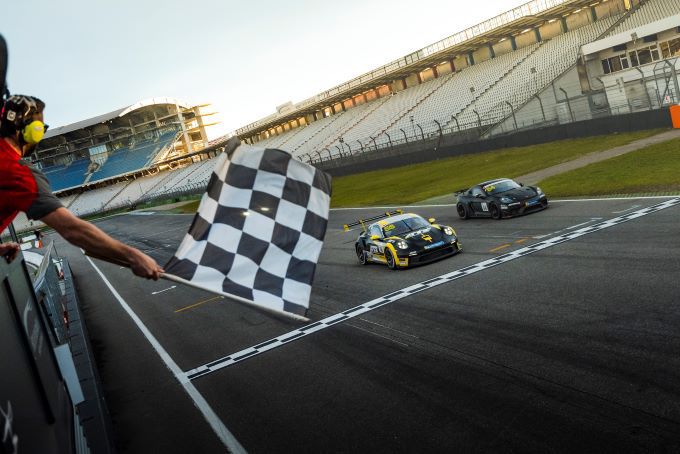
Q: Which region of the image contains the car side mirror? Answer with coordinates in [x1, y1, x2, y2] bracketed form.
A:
[428, 217, 436, 224]
[370, 235, 380, 241]
[520, 182, 524, 187]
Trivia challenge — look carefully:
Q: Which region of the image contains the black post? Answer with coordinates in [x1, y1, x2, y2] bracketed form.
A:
[400, 128, 408, 143]
[433, 120, 442, 151]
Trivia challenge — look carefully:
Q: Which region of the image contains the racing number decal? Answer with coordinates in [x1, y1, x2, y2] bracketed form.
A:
[481, 202, 489, 212]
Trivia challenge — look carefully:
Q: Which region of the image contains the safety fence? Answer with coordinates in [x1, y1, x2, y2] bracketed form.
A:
[304, 58, 680, 168]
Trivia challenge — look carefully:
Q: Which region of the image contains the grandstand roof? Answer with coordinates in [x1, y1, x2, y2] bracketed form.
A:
[582, 13, 680, 56]
[44, 97, 191, 139]
[236, 0, 606, 136]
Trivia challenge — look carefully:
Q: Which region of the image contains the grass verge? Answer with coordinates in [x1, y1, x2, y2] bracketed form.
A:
[538, 137, 680, 197]
[330, 129, 663, 207]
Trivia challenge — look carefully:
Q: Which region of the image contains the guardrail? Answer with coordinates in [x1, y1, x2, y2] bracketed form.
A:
[0, 241, 114, 453]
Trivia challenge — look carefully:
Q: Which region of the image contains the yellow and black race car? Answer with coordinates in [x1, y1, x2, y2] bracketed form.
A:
[344, 211, 462, 270]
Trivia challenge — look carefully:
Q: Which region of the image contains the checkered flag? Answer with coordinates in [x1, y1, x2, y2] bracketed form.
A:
[164, 139, 332, 319]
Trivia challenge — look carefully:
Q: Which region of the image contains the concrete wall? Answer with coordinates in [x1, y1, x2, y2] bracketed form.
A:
[492, 39, 514, 58]
[405, 73, 420, 88]
[566, 9, 594, 31]
[436, 61, 453, 76]
[420, 67, 436, 82]
[319, 109, 672, 177]
[453, 54, 469, 71]
[516, 29, 538, 48]
[472, 46, 493, 65]
[538, 20, 563, 41]
[595, 0, 627, 20]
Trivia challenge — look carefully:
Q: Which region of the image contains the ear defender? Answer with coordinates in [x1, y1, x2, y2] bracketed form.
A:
[22, 120, 46, 144]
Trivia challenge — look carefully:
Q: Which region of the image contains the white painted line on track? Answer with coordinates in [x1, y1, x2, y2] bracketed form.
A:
[329, 195, 679, 212]
[612, 205, 641, 214]
[550, 195, 679, 202]
[185, 198, 680, 381]
[565, 218, 602, 230]
[85, 256, 246, 454]
[534, 218, 601, 238]
[152, 285, 176, 295]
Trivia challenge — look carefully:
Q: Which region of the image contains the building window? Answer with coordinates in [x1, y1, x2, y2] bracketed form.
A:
[601, 54, 629, 74]
[628, 44, 663, 67]
[660, 38, 680, 59]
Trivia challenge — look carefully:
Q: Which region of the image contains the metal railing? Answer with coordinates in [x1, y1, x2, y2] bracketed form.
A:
[302, 61, 679, 166]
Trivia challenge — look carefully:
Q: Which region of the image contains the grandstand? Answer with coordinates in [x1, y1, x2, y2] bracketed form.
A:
[35, 97, 216, 191]
[10, 0, 680, 232]
[235, 0, 678, 160]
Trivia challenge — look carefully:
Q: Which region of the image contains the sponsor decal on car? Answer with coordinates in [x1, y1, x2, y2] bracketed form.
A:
[424, 241, 445, 250]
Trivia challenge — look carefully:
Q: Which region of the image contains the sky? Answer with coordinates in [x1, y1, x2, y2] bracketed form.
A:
[2, 0, 528, 139]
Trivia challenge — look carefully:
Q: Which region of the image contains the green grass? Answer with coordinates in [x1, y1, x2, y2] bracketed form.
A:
[330, 130, 663, 207]
[538, 137, 680, 197]
[168, 199, 201, 214]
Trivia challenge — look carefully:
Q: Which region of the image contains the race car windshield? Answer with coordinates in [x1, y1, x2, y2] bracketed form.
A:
[483, 180, 521, 195]
[382, 217, 430, 236]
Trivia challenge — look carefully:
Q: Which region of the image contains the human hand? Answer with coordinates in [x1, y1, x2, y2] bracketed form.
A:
[0, 242, 21, 263]
[127, 248, 164, 280]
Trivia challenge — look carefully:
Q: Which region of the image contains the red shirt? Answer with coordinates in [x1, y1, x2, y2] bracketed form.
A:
[0, 138, 63, 233]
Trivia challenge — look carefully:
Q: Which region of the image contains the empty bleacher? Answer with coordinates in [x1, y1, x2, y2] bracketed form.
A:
[385, 43, 540, 138]
[252, 12, 622, 158]
[45, 158, 90, 191]
[89, 130, 178, 183]
[610, 0, 680, 34]
[457, 15, 619, 128]
[68, 182, 130, 217]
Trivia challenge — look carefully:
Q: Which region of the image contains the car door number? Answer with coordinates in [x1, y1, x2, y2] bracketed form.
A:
[481, 202, 489, 212]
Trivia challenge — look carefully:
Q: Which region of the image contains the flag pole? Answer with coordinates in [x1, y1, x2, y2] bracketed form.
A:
[159, 272, 310, 322]
[83, 251, 310, 323]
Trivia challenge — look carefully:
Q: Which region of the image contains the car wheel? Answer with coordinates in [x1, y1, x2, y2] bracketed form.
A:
[490, 203, 502, 220]
[356, 245, 368, 265]
[385, 250, 398, 270]
[456, 203, 469, 219]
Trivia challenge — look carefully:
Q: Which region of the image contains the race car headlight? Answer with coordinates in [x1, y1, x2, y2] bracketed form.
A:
[536, 187, 544, 195]
[500, 196, 513, 204]
[396, 240, 409, 250]
[443, 226, 454, 236]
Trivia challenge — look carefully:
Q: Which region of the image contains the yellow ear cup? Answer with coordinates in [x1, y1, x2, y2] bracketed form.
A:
[23, 120, 46, 144]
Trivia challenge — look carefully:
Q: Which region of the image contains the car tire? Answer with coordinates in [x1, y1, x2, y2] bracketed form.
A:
[456, 203, 469, 219]
[385, 250, 398, 270]
[490, 203, 502, 220]
[356, 245, 368, 265]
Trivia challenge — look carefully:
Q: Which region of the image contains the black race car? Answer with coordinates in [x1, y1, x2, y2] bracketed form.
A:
[344, 211, 461, 270]
[456, 178, 548, 220]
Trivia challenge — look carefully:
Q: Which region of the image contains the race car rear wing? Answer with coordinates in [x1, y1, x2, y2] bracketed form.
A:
[343, 209, 402, 232]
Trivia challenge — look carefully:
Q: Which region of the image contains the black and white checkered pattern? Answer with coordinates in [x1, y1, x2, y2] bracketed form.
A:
[164, 142, 332, 317]
[183, 198, 680, 380]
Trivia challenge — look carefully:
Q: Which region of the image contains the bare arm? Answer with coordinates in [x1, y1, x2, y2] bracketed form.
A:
[41, 208, 163, 279]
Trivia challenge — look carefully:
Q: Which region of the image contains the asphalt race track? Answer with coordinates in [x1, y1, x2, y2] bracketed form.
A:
[53, 197, 680, 453]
